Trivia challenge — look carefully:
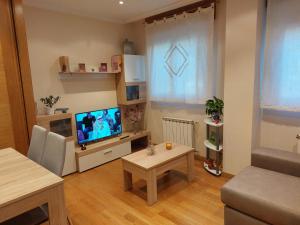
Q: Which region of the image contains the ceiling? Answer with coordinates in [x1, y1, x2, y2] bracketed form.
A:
[23, 0, 201, 24]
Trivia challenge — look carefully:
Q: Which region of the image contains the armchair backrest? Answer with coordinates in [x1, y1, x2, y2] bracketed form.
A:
[252, 148, 300, 177]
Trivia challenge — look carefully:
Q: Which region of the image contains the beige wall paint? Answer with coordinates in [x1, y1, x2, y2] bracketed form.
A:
[223, 0, 264, 175]
[24, 6, 134, 114]
[214, 0, 226, 99]
[258, 7, 300, 155]
[258, 3, 300, 153]
[131, 0, 227, 156]
[260, 111, 300, 152]
[252, 0, 265, 149]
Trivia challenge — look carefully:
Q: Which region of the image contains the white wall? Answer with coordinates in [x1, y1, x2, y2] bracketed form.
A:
[132, 0, 227, 156]
[24, 6, 134, 114]
[258, 2, 300, 153]
[260, 110, 300, 152]
[252, 0, 266, 149]
[223, 0, 264, 175]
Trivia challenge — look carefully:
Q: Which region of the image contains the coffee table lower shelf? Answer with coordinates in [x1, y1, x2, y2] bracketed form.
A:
[203, 161, 222, 176]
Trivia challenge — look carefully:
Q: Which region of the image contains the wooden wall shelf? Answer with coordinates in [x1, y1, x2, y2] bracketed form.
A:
[59, 71, 120, 75]
[118, 99, 147, 106]
[59, 71, 120, 80]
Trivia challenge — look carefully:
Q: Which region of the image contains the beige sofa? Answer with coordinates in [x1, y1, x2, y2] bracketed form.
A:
[221, 148, 300, 225]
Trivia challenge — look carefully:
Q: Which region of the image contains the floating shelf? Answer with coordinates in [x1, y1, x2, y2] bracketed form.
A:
[204, 161, 222, 176]
[204, 118, 224, 127]
[118, 99, 147, 106]
[58, 71, 119, 80]
[59, 71, 120, 75]
[204, 140, 223, 152]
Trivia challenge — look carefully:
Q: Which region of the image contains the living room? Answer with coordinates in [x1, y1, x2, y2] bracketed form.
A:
[0, 0, 299, 225]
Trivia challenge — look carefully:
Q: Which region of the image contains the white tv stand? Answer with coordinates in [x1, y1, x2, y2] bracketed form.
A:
[75, 130, 150, 172]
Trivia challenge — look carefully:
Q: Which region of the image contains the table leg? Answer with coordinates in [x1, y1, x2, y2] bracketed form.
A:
[47, 183, 68, 225]
[123, 170, 133, 191]
[187, 152, 195, 182]
[146, 169, 157, 205]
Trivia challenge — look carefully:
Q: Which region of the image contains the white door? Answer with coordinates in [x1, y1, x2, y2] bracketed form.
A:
[124, 55, 145, 82]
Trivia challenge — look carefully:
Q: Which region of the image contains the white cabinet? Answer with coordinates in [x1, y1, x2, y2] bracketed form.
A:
[77, 142, 131, 172]
[123, 55, 145, 82]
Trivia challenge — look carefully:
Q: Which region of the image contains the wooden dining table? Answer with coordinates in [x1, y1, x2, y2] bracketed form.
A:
[0, 148, 68, 225]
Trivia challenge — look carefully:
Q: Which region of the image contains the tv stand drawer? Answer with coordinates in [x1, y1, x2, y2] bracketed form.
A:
[77, 142, 131, 172]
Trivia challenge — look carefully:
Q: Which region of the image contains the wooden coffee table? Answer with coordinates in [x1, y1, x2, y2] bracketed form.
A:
[121, 143, 195, 205]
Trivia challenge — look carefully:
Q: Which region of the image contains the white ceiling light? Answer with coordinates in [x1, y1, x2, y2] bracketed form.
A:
[119, 1, 124, 5]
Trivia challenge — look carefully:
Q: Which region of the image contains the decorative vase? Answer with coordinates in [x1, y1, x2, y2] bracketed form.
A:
[147, 144, 155, 156]
[166, 142, 173, 150]
[46, 107, 55, 115]
[211, 112, 220, 123]
[123, 39, 135, 54]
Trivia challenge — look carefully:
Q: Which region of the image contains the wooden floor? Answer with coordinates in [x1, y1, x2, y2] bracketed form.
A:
[64, 158, 231, 225]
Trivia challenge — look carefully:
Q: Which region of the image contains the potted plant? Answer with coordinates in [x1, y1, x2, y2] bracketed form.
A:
[205, 96, 224, 123]
[40, 95, 60, 115]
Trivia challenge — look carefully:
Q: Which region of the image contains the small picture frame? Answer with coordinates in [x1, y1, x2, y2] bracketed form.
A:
[59, 56, 70, 73]
[78, 63, 86, 72]
[99, 63, 108, 72]
[111, 55, 122, 73]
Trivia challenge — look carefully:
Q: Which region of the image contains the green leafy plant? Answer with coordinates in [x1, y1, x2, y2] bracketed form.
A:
[40, 95, 60, 108]
[209, 131, 217, 145]
[205, 96, 224, 119]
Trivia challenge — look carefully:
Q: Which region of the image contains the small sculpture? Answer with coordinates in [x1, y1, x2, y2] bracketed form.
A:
[147, 144, 155, 156]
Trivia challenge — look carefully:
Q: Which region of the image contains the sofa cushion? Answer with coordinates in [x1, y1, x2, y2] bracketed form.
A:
[221, 166, 300, 225]
[252, 148, 300, 177]
[225, 206, 270, 225]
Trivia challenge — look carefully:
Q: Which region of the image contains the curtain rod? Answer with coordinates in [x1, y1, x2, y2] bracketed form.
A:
[145, 0, 216, 24]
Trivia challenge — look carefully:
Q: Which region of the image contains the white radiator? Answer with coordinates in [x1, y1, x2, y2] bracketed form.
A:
[162, 117, 194, 147]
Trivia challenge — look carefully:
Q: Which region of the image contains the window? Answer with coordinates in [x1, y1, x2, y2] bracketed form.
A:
[262, 0, 300, 111]
[146, 7, 215, 104]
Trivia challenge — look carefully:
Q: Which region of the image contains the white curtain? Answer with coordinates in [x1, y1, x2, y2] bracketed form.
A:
[262, 0, 300, 111]
[146, 7, 214, 104]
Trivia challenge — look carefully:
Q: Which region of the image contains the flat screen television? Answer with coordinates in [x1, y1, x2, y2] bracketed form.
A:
[75, 107, 122, 145]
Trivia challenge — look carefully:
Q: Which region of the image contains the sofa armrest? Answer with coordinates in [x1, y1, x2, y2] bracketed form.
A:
[252, 148, 300, 177]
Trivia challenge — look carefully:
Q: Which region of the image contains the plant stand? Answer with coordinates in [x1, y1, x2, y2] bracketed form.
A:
[203, 118, 223, 176]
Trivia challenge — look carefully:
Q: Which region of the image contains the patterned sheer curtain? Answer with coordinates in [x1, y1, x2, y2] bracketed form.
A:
[146, 6, 215, 104]
[262, 0, 300, 111]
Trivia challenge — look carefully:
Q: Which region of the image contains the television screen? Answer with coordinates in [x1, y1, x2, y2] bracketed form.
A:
[75, 107, 122, 145]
